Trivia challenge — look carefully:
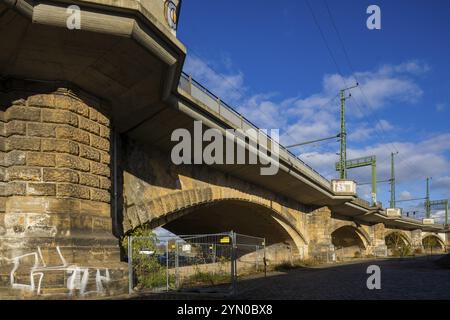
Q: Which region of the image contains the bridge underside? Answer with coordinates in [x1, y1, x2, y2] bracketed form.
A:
[422, 235, 446, 253]
[331, 226, 366, 259]
[159, 200, 304, 262]
[163, 200, 296, 247]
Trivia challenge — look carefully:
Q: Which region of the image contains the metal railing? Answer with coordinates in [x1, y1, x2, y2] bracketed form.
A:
[335, 155, 376, 170]
[353, 197, 372, 208]
[178, 72, 331, 188]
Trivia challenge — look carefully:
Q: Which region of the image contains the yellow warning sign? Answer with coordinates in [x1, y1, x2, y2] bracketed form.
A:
[219, 236, 230, 244]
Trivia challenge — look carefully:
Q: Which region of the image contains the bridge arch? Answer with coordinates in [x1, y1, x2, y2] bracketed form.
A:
[422, 234, 446, 253]
[385, 230, 412, 246]
[124, 187, 308, 258]
[330, 224, 370, 259]
[385, 231, 411, 255]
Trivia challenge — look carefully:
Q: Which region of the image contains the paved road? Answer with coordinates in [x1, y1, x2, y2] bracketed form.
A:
[233, 255, 450, 300]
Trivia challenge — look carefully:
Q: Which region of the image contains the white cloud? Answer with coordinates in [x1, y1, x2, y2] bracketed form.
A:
[184, 55, 245, 103]
[236, 62, 426, 150]
[185, 56, 426, 138]
[378, 60, 430, 75]
[348, 125, 374, 141]
[432, 210, 447, 224]
[376, 119, 394, 131]
[320, 68, 423, 115]
[400, 191, 411, 200]
[349, 119, 394, 142]
[237, 93, 287, 129]
[298, 151, 339, 179]
[433, 176, 450, 189]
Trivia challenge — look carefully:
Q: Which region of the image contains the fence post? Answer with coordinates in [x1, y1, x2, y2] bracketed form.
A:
[166, 241, 169, 291]
[175, 241, 179, 289]
[255, 245, 258, 273]
[263, 238, 267, 278]
[128, 236, 133, 294]
[230, 231, 237, 295]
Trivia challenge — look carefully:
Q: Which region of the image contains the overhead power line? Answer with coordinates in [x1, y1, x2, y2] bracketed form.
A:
[322, 0, 420, 178]
[185, 48, 340, 156]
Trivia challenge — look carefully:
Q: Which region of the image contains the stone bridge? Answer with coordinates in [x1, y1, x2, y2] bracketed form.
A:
[0, 0, 448, 298]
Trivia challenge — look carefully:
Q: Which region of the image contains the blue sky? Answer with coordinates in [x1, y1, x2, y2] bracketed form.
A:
[176, 0, 450, 221]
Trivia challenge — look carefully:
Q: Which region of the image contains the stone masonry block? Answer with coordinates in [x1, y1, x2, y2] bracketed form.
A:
[79, 117, 100, 135]
[5, 106, 40, 122]
[27, 94, 55, 108]
[5, 182, 26, 196]
[99, 177, 111, 190]
[41, 139, 79, 155]
[5, 121, 26, 136]
[96, 112, 110, 127]
[56, 126, 90, 145]
[89, 109, 98, 122]
[27, 183, 56, 196]
[6, 137, 40, 151]
[54, 95, 89, 117]
[79, 145, 100, 162]
[99, 125, 110, 139]
[42, 109, 78, 126]
[57, 183, 90, 199]
[3, 151, 26, 166]
[27, 152, 56, 167]
[6, 167, 41, 181]
[80, 199, 110, 217]
[90, 135, 109, 151]
[90, 188, 110, 203]
[100, 151, 110, 164]
[55, 154, 90, 172]
[90, 162, 110, 177]
[27, 123, 56, 138]
[79, 173, 100, 188]
[43, 168, 79, 183]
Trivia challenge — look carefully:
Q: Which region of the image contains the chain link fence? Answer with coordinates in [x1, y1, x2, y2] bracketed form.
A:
[234, 233, 266, 278]
[310, 245, 337, 263]
[127, 231, 265, 296]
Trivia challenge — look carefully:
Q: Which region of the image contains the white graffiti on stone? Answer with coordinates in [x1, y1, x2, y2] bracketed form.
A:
[6, 246, 110, 295]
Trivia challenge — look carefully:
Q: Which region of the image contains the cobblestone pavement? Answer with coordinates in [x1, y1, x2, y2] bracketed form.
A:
[233, 255, 450, 300]
[130, 255, 450, 300]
